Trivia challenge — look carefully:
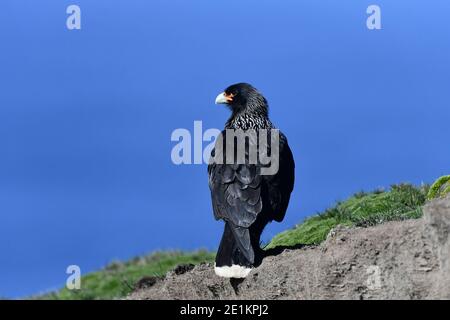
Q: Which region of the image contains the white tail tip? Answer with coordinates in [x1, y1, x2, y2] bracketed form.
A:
[214, 264, 253, 278]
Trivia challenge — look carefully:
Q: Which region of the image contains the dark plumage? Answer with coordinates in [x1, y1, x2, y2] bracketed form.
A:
[208, 83, 295, 278]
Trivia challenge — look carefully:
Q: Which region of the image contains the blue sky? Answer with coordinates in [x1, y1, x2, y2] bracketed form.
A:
[0, 0, 449, 298]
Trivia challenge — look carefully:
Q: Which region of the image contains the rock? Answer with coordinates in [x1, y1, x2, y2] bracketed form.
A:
[127, 197, 450, 300]
[173, 264, 195, 275]
[423, 195, 450, 299]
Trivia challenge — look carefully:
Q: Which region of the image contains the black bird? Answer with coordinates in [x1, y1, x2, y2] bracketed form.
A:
[208, 83, 295, 278]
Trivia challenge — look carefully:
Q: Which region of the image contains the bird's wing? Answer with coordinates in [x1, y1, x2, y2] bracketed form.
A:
[208, 130, 294, 226]
[263, 131, 295, 222]
[208, 132, 263, 228]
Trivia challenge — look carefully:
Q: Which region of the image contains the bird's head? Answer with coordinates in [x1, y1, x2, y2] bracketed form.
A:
[215, 83, 268, 116]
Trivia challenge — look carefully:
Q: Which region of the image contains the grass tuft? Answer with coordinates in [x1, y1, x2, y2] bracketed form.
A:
[427, 175, 450, 200]
[266, 183, 428, 249]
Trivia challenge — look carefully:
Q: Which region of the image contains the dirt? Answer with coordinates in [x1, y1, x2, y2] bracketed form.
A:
[128, 196, 450, 300]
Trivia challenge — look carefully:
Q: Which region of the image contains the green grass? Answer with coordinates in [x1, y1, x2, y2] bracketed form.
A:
[427, 175, 450, 200]
[266, 183, 428, 249]
[34, 250, 214, 300]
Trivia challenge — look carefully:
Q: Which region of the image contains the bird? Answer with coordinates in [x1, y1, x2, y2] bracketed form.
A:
[208, 83, 295, 278]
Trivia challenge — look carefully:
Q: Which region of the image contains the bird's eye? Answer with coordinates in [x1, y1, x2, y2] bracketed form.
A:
[224, 92, 236, 102]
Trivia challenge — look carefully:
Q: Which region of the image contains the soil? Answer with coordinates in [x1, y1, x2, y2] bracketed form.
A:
[128, 196, 450, 300]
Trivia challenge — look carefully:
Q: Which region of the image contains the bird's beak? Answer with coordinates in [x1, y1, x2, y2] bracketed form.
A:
[215, 92, 232, 104]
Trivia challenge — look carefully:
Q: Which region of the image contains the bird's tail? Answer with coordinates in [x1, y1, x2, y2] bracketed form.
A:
[214, 222, 254, 278]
